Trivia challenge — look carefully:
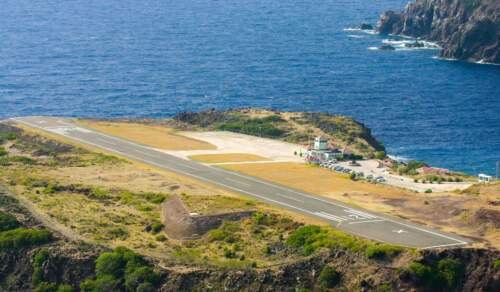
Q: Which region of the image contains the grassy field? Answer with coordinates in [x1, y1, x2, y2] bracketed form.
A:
[188, 153, 270, 163]
[77, 120, 216, 150]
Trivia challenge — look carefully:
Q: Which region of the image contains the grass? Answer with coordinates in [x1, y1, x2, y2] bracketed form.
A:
[221, 162, 408, 198]
[286, 225, 404, 259]
[0, 228, 53, 250]
[188, 153, 270, 163]
[77, 120, 216, 150]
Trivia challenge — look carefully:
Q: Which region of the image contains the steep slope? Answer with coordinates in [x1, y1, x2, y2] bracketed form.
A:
[379, 0, 499, 63]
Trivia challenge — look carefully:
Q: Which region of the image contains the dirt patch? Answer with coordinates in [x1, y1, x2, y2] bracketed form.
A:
[77, 120, 216, 150]
[161, 195, 254, 239]
[474, 208, 500, 228]
[188, 153, 270, 163]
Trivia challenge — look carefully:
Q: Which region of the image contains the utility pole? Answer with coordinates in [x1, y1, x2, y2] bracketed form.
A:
[496, 160, 499, 181]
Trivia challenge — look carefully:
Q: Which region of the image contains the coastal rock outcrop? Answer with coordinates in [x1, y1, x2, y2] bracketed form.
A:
[378, 0, 500, 64]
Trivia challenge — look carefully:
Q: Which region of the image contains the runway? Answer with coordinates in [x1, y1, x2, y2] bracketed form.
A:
[11, 116, 471, 249]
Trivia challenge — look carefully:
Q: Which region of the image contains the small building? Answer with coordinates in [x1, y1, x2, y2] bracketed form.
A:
[305, 136, 343, 163]
[314, 136, 329, 151]
[478, 173, 493, 183]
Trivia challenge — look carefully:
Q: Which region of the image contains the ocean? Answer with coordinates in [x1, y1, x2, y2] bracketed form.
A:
[1, 0, 499, 175]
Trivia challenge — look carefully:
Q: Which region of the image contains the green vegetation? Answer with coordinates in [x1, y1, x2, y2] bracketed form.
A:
[409, 258, 464, 290]
[0, 131, 18, 144]
[33, 248, 50, 285]
[395, 160, 427, 175]
[493, 259, 500, 270]
[318, 266, 341, 288]
[0, 228, 53, 250]
[0, 211, 20, 232]
[81, 247, 160, 292]
[286, 225, 404, 258]
[216, 115, 286, 138]
[0, 146, 7, 156]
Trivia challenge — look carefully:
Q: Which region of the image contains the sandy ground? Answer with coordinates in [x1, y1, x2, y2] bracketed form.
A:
[336, 160, 472, 193]
[188, 153, 270, 163]
[164, 131, 306, 162]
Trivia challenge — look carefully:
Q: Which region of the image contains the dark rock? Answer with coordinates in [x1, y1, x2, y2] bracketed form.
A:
[360, 23, 373, 30]
[378, 0, 500, 64]
[405, 41, 425, 48]
[379, 44, 396, 51]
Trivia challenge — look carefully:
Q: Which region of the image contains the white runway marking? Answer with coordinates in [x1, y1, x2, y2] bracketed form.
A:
[349, 219, 385, 225]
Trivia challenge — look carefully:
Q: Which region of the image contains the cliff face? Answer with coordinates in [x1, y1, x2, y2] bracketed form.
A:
[379, 0, 500, 63]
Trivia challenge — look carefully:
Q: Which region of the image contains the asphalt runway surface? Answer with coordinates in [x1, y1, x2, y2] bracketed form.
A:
[10, 116, 471, 249]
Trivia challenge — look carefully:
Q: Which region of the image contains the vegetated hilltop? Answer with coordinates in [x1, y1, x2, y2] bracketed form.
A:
[0, 122, 499, 291]
[173, 108, 385, 158]
[378, 0, 499, 64]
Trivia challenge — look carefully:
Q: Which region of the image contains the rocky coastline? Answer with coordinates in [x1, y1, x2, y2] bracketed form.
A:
[378, 0, 499, 64]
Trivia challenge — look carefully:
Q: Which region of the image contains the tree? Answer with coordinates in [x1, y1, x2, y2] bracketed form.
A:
[318, 266, 341, 288]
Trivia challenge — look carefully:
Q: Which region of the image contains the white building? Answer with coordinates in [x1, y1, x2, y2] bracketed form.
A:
[306, 136, 342, 163]
[478, 173, 493, 183]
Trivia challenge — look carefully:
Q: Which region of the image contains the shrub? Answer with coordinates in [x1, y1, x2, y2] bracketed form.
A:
[374, 151, 386, 160]
[33, 248, 50, 285]
[494, 259, 500, 270]
[124, 266, 160, 292]
[286, 225, 322, 248]
[0, 147, 7, 156]
[150, 223, 165, 234]
[0, 211, 19, 232]
[376, 283, 391, 292]
[318, 266, 341, 288]
[437, 258, 464, 289]
[83, 247, 159, 292]
[56, 284, 73, 292]
[365, 244, 403, 260]
[0, 228, 52, 250]
[409, 259, 464, 290]
[425, 189, 432, 193]
[96, 252, 127, 278]
[35, 282, 57, 292]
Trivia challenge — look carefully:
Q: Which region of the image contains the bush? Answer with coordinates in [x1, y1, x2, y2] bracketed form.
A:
[83, 247, 159, 292]
[33, 248, 50, 285]
[0, 147, 7, 156]
[438, 258, 464, 289]
[150, 223, 165, 234]
[95, 252, 127, 278]
[365, 244, 403, 260]
[494, 259, 500, 270]
[0, 228, 52, 250]
[0, 211, 19, 232]
[35, 282, 57, 292]
[374, 151, 386, 160]
[318, 266, 341, 288]
[286, 225, 322, 248]
[409, 259, 464, 290]
[56, 284, 73, 292]
[424, 189, 432, 193]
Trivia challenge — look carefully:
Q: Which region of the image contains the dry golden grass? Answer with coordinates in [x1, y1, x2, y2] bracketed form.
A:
[220, 162, 408, 197]
[77, 120, 216, 150]
[188, 153, 270, 163]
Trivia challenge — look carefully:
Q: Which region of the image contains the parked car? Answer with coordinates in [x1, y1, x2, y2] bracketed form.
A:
[366, 174, 374, 180]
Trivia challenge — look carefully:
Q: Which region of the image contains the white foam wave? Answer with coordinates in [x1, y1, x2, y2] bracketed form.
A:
[382, 39, 440, 50]
[387, 155, 410, 163]
[343, 27, 377, 35]
[367, 46, 379, 50]
[476, 59, 500, 66]
[348, 34, 365, 39]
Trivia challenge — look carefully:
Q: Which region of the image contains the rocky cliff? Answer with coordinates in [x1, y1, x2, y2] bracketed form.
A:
[378, 0, 499, 64]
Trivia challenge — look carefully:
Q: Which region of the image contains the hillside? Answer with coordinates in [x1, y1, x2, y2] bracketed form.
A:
[172, 109, 385, 158]
[378, 0, 499, 63]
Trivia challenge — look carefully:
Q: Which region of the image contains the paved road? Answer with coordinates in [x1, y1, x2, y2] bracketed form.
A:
[11, 116, 471, 249]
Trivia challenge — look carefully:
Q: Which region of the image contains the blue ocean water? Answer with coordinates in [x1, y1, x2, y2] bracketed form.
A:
[1, 0, 499, 175]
